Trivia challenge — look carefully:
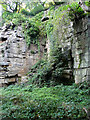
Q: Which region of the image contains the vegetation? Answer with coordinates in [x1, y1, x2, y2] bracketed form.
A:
[0, 0, 23, 13]
[0, 1, 90, 120]
[28, 47, 73, 87]
[68, 2, 86, 21]
[0, 82, 90, 119]
[85, 1, 90, 7]
[1, 1, 88, 46]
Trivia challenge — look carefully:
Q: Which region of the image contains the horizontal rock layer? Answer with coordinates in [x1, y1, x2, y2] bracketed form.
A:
[0, 24, 45, 86]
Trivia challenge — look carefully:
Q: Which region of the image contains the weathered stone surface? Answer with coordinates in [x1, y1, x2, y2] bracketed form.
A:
[47, 12, 90, 83]
[0, 12, 89, 85]
[0, 25, 45, 85]
[21, 76, 28, 83]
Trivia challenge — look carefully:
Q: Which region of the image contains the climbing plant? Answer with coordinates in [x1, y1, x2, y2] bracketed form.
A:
[28, 46, 73, 87]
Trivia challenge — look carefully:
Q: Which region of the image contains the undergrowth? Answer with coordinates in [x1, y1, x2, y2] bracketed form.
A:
[0, 81, 90, 120]
[28, 47, 73, 87]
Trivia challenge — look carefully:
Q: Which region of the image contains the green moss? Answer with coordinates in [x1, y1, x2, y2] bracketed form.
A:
[78, 54, 82, 68]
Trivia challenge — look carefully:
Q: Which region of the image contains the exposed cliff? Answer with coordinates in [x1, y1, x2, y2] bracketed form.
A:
[46, 9, 90, 83]
[0, 24, 45, 86]
[0, 2, 90, 86]
[0, 2, 90, 119]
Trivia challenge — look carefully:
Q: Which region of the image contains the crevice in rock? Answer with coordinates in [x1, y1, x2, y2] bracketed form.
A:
[74, 28, 88, 35]
[73, 66, 90, 69]
[4, 74, 19, 86]
[1, 37, 7, 42]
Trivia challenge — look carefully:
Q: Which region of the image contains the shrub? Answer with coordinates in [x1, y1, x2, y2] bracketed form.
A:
[85, 1, 90, 7]
[22, 20, 39, 46]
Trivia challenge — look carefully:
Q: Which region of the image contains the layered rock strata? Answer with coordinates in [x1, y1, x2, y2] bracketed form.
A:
[47, 15, 90, 83]
[0, 24, 44, 86]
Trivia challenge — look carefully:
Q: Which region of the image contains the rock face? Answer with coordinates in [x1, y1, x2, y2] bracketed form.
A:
[0, 24, 45, 86]
[47, 14, 90, 83]
[72, 17, 90, 83]
[0, 15, 89, 85]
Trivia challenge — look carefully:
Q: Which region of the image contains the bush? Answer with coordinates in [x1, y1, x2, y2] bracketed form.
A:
[85, 1, 90, 7]
[22, 20, 40, 46]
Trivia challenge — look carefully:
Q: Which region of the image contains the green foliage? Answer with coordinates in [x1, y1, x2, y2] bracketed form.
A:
[6, 13, 40, 46]
[29, 11, 47, 44]
[20, 6, 44, 17]
[1, 3, 7, 11]
[22, 20, 39, 46]
[20, 8, 31, 16]
[85, 1, 90, 7]
[28, 47, 71, 86]
[2, 1, 87, 48]
[2, 12, 27, 26]
[2, 9, 46, 47]
[0, 82, 89, 119]
[68, 2, 86, 21]
[21, 11, 46, 47]
[29, 4, 44, 16]
[12, 13, 27, 25]
[46, 22, 53, 34]
[2, 11, 14, 24]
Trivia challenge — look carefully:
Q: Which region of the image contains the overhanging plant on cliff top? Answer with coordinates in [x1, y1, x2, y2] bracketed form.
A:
[68, 2, 87, 21]
[22, 20, 40, 46]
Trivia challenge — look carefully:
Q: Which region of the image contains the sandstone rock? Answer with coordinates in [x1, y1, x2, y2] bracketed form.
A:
[21, 76, 28, 83]
[7, 78, 16, 83]
[0, 24, 45, 85]
[0, 62, 9, 66]
[47, 14, 89, 83]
